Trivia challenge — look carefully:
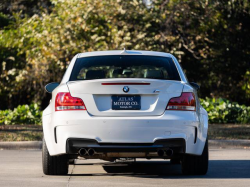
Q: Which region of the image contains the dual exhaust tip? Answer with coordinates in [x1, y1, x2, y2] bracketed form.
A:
[79, 148, 95, 156]
[79, 148, 173, 157]
[157, 149, 173, 157]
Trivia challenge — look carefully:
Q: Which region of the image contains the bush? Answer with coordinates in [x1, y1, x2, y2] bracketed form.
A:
[1, 0, 250, 110]
[200, 98, 250, 124]
[0, 12, 9, 28]
[0, 104, 42, 125]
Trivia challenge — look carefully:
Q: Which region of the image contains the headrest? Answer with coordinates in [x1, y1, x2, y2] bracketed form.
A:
[112, 69, 123, 77]
[144, 70, 164, 79]
[86, 70, 106, 79]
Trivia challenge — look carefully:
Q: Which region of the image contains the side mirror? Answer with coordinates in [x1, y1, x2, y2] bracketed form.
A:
[45, 82, 59, 93]
[190, 82, 200, 90]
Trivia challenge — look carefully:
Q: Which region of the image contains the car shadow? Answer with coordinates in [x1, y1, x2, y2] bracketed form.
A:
[70, 160, 250, 179]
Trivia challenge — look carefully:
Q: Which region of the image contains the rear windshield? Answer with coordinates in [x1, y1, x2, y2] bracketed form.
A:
[70, 55, 181, 81]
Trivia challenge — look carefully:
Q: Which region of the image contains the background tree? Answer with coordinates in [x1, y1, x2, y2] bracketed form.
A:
[0, 0, 249, 110]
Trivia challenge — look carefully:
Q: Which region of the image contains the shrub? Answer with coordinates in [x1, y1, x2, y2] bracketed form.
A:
[200, 98, 250, 124]
[1, 0, 250, 110]
[0, 104, 42, 125]
[0, 12, 9, 28]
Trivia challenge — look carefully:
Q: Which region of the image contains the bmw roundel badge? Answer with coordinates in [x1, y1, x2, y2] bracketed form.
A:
[123, 86, 129, 93]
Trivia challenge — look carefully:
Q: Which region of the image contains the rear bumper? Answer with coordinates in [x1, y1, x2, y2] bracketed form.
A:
[66, 138, 186, 154]
[43, 110, 208, 156]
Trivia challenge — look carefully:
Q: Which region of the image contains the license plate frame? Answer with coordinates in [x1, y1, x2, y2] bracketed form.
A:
[111, 95, 141, 110]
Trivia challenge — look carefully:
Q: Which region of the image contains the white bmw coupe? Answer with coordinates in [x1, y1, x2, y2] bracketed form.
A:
[42, 50, 208, 175]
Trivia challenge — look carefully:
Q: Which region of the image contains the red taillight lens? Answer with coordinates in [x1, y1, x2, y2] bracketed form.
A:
[166, 92, 196, 111]
[55, 92, 86, 111]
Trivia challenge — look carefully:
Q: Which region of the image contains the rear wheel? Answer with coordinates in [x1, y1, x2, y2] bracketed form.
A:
[42, 138, 69, 175]
[170, 158, 181, 164]
[69, 159, 75, 165]
[181, 139, 208, 175]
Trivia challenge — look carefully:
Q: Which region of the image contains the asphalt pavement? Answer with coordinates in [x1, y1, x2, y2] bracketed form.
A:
[0, 149, 249, 187]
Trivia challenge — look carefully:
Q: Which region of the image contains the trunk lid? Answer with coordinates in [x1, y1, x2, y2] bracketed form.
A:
[67, 79, 183, 117]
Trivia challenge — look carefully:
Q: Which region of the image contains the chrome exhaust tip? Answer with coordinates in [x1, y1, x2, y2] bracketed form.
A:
[165, 149, 173, 156]
[157, 149, 165, 157]
[79, 148, 88, 156]
[88, 148, 95, 156]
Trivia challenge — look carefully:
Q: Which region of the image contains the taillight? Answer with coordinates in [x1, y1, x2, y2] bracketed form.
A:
[55, 92, 86, 111]
[166, 92, 196, 111]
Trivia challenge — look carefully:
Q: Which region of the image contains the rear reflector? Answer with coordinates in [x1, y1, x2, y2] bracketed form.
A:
[101, 83, 150, 85]
[166, 92, 196, 111]
[55, 92, 86, 111]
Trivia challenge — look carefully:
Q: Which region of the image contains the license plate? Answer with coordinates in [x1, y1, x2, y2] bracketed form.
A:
[111, 95, 141, 110]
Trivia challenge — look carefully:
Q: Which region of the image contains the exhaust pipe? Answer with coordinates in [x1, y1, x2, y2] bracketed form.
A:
[165, 149, 173, 156]
[88, 148, 95, 156]
[157, 149, 165, 157]
[79, 148, 87, 156]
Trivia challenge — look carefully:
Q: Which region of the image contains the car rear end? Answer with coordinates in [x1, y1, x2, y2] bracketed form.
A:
[43, 50, 208, 162]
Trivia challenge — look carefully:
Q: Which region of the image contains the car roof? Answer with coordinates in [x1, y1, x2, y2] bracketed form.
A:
[77, 50, 173, 58]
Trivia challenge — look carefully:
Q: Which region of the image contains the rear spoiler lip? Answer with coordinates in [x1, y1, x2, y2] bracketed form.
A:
[101, 82, 151, 85]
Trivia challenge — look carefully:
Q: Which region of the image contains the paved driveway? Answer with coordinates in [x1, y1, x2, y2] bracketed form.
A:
[0, 149, 249, 187]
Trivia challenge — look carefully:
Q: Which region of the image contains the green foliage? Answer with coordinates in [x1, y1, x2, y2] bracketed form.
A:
[0, 0, 249, 109]
[0, 104, 42, 125]
[0, 12, 9, 28]
[200, 98, 250, 124]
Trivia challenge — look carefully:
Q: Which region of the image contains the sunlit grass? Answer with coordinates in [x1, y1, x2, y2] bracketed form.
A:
[208, 124, 250, 140]
[0, 125, 42, 141]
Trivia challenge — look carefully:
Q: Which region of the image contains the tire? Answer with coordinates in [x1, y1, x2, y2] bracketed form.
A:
[69, 159, 75, 165]
[42, 138, 69, 175]
[170, 158, 180, 164]
[181, 139, 209, 175]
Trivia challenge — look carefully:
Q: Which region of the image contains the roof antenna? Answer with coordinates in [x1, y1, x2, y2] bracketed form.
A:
[120, 47, 127, 54]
